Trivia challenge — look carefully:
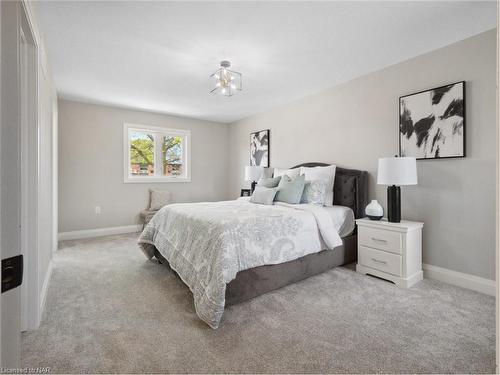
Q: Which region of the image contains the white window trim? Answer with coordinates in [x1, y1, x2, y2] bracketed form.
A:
[123, 123, 191, 183]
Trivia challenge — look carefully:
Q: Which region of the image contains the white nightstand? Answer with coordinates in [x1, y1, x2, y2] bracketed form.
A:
[355, 218, 423, 288]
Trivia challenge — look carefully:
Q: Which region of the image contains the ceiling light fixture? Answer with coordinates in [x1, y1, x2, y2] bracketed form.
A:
[210, 60, 242, 97]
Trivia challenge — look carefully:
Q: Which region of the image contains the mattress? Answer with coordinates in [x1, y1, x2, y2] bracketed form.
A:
[240, 197, 355, 238]
[325, 205, 355, 238]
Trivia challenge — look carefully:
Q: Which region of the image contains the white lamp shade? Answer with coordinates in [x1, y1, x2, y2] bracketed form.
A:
[377, 157, 417, 185]
[245, 165, 263, 181]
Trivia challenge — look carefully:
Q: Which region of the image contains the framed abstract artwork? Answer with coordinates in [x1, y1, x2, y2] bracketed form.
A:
[399, 81, 465, 160]
[250, 129, 270, 167]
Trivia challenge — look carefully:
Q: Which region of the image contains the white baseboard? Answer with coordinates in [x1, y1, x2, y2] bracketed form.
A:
[423, 263, 495, 296]
[40, 260, 53, 320]
[58, 224, 143, 241]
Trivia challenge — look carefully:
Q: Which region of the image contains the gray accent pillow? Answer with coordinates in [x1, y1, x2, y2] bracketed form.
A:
[150, 189, 171, 210]
[258, 176, 281, 188]
[249, 187, 279, 205]
[274, 174, 306, 204]
[301, 180, 328, 205]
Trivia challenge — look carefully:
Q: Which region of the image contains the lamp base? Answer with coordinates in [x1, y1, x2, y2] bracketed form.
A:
[251, 181, 257, 194]
[387, 185, 401, 223]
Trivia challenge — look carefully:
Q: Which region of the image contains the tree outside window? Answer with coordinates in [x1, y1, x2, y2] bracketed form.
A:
[124, 124, 190, 183]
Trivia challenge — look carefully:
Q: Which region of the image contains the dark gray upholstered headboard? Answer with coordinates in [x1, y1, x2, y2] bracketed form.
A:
[291, 162, 368, 219]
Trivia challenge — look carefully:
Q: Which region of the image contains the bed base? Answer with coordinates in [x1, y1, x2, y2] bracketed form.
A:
[153, 233, 357, 306]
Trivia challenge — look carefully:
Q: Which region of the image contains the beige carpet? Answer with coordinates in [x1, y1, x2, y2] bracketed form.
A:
[22, 233, 495, 374]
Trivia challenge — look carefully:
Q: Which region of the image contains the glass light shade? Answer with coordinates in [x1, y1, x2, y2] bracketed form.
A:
[245, 165, 263, 181]
[210, 61, 242, 97]
[377, 157, 417, 185]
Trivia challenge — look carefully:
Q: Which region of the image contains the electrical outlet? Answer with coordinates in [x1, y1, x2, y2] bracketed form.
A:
[94, 206, 101, 215]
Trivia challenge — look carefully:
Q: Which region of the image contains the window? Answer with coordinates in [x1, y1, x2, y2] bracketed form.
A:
[124, 123, 190, 183]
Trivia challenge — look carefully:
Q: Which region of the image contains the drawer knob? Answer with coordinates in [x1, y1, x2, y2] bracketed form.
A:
[371, 237, 388, 244]
[371, 258, 388, 265]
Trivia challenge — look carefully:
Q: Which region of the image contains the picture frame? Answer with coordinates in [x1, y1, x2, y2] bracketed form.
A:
[399, 81, 465, 160]
[240, 189, 251, 197]
[250, 129, 270, 167]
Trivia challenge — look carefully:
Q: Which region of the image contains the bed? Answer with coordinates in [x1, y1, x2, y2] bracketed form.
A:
[138, 163, 368, 328]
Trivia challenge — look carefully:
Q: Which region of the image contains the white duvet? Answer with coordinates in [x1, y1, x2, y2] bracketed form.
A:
[138, 199, 343, 329]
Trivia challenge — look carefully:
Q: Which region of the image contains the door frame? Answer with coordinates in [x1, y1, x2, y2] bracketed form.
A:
[496, 2, 499, 372]
[0, 0, 3, 365]
[18, 1, 39, 332]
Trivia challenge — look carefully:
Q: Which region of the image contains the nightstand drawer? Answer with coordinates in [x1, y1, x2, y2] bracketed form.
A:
[359, 246, 402, 276]
[358, 226, 402, 254]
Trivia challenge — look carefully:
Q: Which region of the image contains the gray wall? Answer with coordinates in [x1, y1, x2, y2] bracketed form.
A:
[228, 30, 496, 280]
[58, 100, 229, 232]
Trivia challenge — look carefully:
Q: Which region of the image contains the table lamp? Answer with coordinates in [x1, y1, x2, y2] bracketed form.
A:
[377, 156, 417, 223]
[245, 166, 263, 193]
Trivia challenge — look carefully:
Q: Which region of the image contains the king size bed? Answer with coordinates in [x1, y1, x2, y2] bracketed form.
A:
[138, 163, 368, 328]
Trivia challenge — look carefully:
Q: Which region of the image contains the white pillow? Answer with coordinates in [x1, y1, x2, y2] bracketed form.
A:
[273, 167, 300, 179]
[300, 165, 336, 206]
[301, 180, 328, 205]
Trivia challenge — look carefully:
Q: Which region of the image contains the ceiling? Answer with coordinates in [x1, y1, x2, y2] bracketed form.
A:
[37, 1, 496, 123]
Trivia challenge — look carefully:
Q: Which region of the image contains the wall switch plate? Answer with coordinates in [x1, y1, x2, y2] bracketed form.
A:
[2, 255, 23, 293]
[95, 206, 101, 214]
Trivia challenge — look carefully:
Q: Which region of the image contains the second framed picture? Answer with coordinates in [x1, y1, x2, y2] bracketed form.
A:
[250, 129, 270, 167]
[399, 81, 465, 160]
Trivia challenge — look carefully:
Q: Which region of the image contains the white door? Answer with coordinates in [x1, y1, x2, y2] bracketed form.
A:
[1, 0, 22, 367]
[1, 1, 37, 367]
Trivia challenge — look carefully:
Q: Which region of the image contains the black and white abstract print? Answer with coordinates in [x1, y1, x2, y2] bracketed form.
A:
[399, 81, 465, 159]
[250, 129, 269, 167]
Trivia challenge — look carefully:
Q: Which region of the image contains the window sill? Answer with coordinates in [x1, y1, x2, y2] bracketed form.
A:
[124, 176, 191, 183]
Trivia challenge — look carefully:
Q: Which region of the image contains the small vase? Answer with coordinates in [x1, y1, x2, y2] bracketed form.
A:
[365, 200, 383, 220]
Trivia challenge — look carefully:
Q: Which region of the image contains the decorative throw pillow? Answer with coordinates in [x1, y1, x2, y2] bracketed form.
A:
[274, 174, 306, 204]
[249, 187, 279, 205]
[149, 189, 171, 210]
[273, 167, 300, 179]
[301, 180, 328, 205]
[258, 176, 282, 188]
[300, 165, 336, 206]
